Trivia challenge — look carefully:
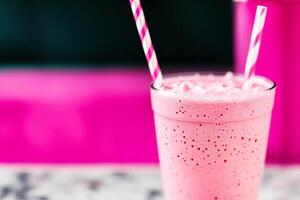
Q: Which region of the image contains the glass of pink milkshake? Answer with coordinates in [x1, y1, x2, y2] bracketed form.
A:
[151, 72, 275, 200]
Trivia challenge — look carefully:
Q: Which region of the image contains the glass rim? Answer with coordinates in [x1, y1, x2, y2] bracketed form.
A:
[150, 72, 276, 92]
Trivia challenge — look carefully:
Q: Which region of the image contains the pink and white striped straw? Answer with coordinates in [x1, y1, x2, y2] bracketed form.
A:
[244, 5, 268, 87]
[129, 0, 163, 89]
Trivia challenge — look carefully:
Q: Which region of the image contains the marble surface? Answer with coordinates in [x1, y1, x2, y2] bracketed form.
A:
[0, 165, 299, 200]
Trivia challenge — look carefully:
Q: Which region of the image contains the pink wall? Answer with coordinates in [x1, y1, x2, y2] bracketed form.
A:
[0, 69, 158, 163]
[0, 67, 297, 163]
[234, 0, 300, 163]
[0, 68, 295, 164]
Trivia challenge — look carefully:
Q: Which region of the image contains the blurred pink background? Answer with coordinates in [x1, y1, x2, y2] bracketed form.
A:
[0, 67, 296, 164]
[0, 0, 298, 165]
[0, 69, 158, 163]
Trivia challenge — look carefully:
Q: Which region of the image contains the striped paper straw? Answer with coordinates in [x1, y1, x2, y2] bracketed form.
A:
[244, 5, 268, 86]
[129, 0, 163, 89]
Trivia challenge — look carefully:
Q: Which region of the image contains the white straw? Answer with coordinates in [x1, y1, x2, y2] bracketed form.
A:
[244, 6, 268, 88]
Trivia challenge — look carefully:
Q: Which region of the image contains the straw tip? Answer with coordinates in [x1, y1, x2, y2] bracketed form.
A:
[258, 5, 268, 10]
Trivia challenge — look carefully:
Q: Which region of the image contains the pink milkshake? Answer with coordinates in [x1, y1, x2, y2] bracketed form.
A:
[151, 72, 275, 200]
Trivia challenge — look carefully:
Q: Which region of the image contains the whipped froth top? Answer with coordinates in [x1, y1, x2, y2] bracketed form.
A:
[158, 72, 274, 102]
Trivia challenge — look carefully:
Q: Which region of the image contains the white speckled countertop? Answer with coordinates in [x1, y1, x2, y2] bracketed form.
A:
[0, 165, 299, 200]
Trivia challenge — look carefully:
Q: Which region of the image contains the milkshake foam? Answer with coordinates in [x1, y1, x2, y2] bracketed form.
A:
[159, 72, 273, 102]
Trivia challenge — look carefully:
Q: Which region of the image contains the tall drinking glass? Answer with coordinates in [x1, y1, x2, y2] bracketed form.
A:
[151, 73, 276, 200]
